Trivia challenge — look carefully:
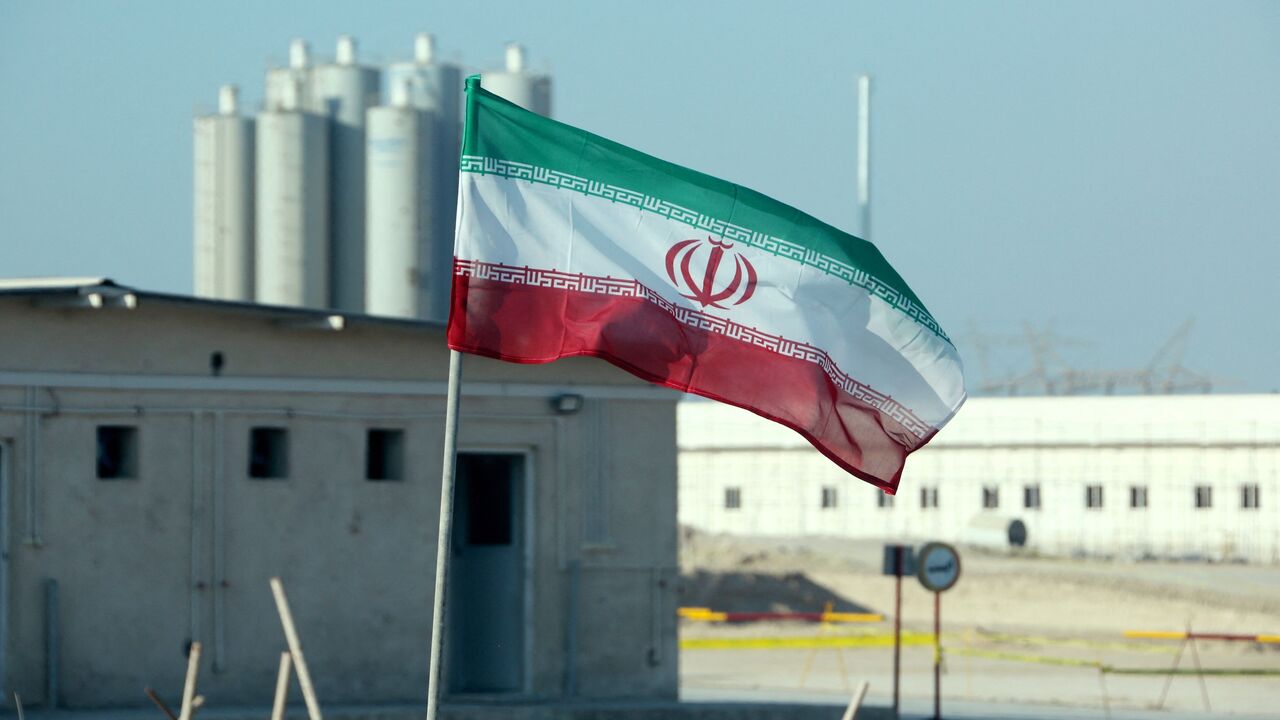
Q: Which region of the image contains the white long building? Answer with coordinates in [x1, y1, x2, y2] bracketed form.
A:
[679, 395, 1280, 563]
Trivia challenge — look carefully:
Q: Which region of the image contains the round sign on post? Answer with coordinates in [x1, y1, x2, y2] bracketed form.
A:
[917, 541, 960, 720]
[917, 541, 961, 593]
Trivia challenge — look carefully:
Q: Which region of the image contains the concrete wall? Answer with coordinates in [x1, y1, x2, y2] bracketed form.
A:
[0, 295, 678, 708]
[679, 396, 1280, 562]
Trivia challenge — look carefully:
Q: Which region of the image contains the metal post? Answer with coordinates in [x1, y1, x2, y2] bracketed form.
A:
[856, 74, 872, 241]
[892, 547, 902, 718]
[933, 591, 941, 720]
[426, 349, 463, 720]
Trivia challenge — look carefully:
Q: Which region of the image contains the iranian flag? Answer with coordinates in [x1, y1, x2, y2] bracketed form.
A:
[448, 78, 965, 492]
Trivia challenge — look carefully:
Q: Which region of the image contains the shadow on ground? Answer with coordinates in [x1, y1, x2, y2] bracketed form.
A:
[680, 570, 876, 614]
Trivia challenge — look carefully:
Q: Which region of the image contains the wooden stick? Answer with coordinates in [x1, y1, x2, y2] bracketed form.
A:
[1188, 633, 1211, 712]
[13, 692, 25, 720]
[144, 687, 179, 720]
[272, 651, 293, 720]
[177, 642, 202, 720]
[1097, 662, 1112, 720]
[841, 680, 869, 720]
[270, 577, 322, 720]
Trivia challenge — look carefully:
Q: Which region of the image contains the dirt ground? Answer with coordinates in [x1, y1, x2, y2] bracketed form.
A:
[678, 529, 1280, 716]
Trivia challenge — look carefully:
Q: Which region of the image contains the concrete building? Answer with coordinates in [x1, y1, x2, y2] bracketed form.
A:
[0, 279, 678, 709]
[680, 395, 1280, 562]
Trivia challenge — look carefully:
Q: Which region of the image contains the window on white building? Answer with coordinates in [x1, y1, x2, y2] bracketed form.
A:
[921, 486, 938, 509]
[877, 492, 894, 509]
[96, 425, 139, 479]
[1023, 484, 1041, 509]
[724, 487, 742, 510]
[1242, 484, 1260, 509]
[249, 427, 289, 479]
[1194, 485, 1212, 509]
[1129, 485, 1148, 508]
[1085, 485, 1103, 509]
[366, 428, 405, 481]
[821, 486, 838, 509]
[982, 486, 999, 509]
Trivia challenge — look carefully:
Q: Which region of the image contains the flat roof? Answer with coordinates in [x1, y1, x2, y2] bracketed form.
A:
[0, 277, 447, 333]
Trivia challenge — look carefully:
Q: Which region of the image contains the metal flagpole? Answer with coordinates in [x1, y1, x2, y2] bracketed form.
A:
[856, 74, 871, 241]
[892, 546, 902, 718]
[425, 349, 464, 720]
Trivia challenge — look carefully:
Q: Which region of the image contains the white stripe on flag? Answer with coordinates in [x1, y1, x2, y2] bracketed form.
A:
[457, 173, 964, 429]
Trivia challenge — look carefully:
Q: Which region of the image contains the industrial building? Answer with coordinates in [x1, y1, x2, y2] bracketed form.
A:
[0, 278, 678, 709]
[680, 394, 1280, 562]
[194, 34, 552, 321]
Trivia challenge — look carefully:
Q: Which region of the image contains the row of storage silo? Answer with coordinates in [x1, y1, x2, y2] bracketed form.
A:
[193, 34, 553, 322]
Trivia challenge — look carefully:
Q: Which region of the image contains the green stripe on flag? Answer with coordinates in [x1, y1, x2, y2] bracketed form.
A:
[461, 81, 950, 344]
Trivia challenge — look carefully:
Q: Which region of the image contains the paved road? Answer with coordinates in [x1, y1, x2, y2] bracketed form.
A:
[683, 686, 1258, 720]
[681, 642, 1279, 718]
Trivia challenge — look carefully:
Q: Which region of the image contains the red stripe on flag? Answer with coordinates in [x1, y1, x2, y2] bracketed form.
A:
[447, 274, 929, 492]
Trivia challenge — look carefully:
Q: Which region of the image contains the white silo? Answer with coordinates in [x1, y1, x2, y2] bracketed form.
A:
[385, 34, 463, 127]
[265, 38, 314, 111]
[255, 76, 329, 308]
[311, 34, 381, 312]
[369, 33, 464, 322]
[481, 43, 552, 116]
[193, 85, 255, 301]
[365, 81, 438, 319]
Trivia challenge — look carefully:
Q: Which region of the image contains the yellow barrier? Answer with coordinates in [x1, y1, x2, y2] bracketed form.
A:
[1123, 630, 1187, 640]
[680, 632, 934, 650]
[676, 607, 882, 623]
[822, 612, 883, 623]
[682, 630, 1280, 679]
[677, 608, 728, 622]
[1124, 630, 1280, 644]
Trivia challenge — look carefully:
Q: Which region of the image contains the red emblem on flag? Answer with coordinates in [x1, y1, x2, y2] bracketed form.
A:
[664, 236, 758, 309]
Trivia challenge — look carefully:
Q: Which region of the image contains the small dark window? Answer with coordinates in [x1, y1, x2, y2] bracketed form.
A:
[249, 427, 289, 479]
[724, 487, 742, 510]
[1242, 484, 1260, 509]
[96, 426, 139, 479]
[877, 492, 895, 509]
[1194, 485, 1212, 509]
[1023, 484, 1041, 509]
[921, 486, 939, 509]
[1130, 485, 1148, 509]
[1085, 485, 1104, 509]
[982, 486, 999, 509]
[821, 486, 838, 509]
[366, 429, 405, 481]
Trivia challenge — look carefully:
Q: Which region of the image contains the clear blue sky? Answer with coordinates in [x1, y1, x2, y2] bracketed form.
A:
[1, 1, 1277, 392]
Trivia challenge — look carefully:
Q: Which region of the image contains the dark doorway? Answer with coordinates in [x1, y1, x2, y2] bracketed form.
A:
[446, 452, 526, 694]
